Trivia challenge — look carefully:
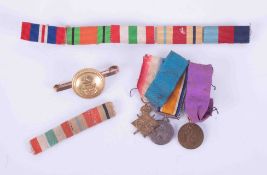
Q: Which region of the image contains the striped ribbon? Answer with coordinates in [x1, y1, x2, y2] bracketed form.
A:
[30, 102, 116, 154]
[137, 54, 162, 99]
[21, 22, 65, 44]
[21, 22, 250, 45]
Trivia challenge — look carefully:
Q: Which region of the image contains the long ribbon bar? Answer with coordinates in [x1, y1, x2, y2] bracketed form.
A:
[21, 22, 250, 45]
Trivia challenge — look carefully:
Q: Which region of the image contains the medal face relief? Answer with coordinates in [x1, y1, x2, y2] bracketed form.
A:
[178, 123, 204, 149]
[149, 121, 174, 145]
[72, 68, 105, 98]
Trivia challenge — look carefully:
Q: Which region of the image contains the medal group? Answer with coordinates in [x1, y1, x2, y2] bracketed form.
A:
[132, 51, 213, 149]
[20, 22, 250, 154]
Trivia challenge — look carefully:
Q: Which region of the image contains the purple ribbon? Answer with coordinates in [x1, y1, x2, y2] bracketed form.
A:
[185, 62, 213, 123]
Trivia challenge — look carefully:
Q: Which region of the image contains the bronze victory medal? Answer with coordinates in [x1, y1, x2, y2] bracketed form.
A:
[178, 123, 204, 149]
[149, 121, 174, 145]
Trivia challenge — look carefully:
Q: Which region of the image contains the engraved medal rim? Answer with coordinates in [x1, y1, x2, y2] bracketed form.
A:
[178, 122, 204, 149]
[72, 68, 105, 99]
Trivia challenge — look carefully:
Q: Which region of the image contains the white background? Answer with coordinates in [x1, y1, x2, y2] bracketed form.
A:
[0, 0, 267, 174]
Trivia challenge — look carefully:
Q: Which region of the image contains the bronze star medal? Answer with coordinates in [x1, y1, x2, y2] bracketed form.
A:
[132, 104, 159, 137]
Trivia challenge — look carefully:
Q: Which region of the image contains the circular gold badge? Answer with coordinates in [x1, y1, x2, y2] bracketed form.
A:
[72, 68, 105, 98]
[54, 65, 119, 99]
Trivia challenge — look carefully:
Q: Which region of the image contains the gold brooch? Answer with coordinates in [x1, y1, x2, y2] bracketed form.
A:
[54, 65, 119, 98]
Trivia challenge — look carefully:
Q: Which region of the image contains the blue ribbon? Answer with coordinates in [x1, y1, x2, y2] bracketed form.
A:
[145, 51, 188, 107]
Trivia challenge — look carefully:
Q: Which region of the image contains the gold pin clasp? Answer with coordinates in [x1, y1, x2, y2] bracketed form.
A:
[54, 65, 119, 98]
